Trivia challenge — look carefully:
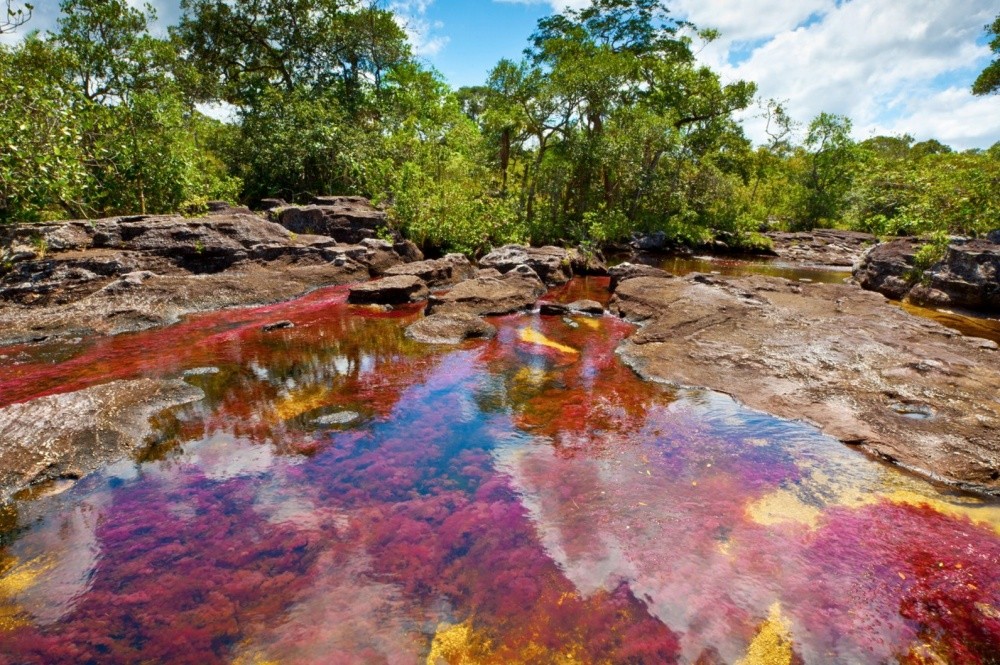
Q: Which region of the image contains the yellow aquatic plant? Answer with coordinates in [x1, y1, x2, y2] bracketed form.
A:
[519, 328, 579, 355]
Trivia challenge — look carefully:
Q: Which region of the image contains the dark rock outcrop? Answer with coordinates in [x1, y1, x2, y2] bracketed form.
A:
[270, 197, 388, 244]
[568, 299, 604, 315]
[405, 312, 496, 344]
[384, 254, 476, 288]
[855, 237, 1000, 312]
[479, 245, 574, 285]
[347, 275, 429, 305]
[426, 265, 547, 316]
[0, 212, 374, 343]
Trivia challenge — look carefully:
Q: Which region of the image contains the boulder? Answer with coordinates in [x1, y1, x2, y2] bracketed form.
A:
[569, 247, 609, 276]
[426, 264, 547, 316]
[384, 254, 476, 287]
[855, 238, 1000, 312]
[258, 198, 287, 211]
[608, 262, 673, 292]
[479, 244, 573, 285]
[405, 312, 497, 344]
[539, 302, 569, 316]
[568, 299, 604, 315]
[347, 275, 429, 305]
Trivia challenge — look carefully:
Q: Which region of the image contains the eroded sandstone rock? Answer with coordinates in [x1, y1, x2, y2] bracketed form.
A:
[612, 273, 1000, 493]
[426, 265, 547, 316]
[347, 275, 429, 305]
[384, 254, 476, 288]
[0, 379, 203, 500]
[405, 312, 496, 344]
[479, 245, 574, 285]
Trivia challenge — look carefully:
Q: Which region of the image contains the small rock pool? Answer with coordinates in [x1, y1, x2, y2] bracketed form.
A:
[0, 278, 998, 664]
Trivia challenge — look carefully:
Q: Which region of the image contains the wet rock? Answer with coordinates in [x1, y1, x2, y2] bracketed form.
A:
[313, 411, 360, 426]
[479, 245, 574, 285]
[384, 254, 476, 288]
[612, 273, 1000, 493]
[856, 238, 1000, 312]
[568, 247, 609, 276]
[539, 302, 570, 316]
[183, 367, 220, 377]
[347, 275, 429, 305]
[0, 379, 203, 500]
[568, 299, 604, 315]
[405, 312, 497, 344]
[608, 263, 673, 292]
[270, 197, 388, 244]
[767, 229, 877, 267]
[262, 320, 295, 332]
[426, 264, 547, 316]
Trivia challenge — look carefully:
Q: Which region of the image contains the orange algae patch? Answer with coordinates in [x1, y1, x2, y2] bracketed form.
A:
[519, 327, 579, 355]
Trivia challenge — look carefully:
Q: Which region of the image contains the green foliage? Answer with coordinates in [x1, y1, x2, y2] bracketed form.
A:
[972, 14, 1000, 95]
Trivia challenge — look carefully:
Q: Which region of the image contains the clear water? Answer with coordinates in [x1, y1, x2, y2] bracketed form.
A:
[0, 280, 997, 664]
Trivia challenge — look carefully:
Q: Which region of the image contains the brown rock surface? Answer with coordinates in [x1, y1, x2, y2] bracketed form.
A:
[384, 254, 476, 287]
[426, 265, 547, 316]
[0, 212, 378, 344]
[405, 312, 496, 344]
[478, 245, 574, 285]
[269, 196, 388, 244]
[767, 229, 877, 267]
[347, 275, 429, 305]
[0, 379, 203, 500]
[610, 273, 1000, 493]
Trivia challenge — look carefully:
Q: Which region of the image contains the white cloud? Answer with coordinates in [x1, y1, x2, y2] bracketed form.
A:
[390, 0, 449, 57]
[674, 0, 1000, 149]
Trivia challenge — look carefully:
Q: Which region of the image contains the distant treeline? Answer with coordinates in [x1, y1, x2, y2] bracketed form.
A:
[1, 0, 998, 254]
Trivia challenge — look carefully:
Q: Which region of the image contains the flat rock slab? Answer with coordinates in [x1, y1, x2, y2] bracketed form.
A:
[611, 274, 1000, 493]
[348, 275, 429, 305]
[0, 379, 203, 500]
[426, 265, 547, 316]
[608, 262, 673, 291]
[568, 299, 604, 315]
[768, 229, 877, 267]
[405, 312, 497, 344]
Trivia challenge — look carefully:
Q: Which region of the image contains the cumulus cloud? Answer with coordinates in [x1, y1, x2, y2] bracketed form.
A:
[678, 0, 999, 149]
[390, 0, 449, 57]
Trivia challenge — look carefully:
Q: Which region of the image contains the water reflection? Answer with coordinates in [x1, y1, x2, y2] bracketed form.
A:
[0, 281, 997, 663]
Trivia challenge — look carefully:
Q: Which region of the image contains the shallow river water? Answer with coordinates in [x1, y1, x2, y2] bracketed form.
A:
[0, 276, 998, 664]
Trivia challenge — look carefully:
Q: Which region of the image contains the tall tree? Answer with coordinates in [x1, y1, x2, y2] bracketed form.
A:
[972, 14, 1000, 95]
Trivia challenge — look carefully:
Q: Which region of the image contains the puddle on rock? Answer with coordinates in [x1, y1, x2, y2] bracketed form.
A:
[0, 280, 998, 663]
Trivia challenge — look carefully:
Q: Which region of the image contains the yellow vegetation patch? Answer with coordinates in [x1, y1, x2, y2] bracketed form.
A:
[737, 602, 795, 665]
[519, 328, 578, 355]
[425, 619, 585, 665]
[746, 489, 821, 529]
[273, 385, 332, 421]
[0, 554, 54, 632]
[573, 316, 600, 330]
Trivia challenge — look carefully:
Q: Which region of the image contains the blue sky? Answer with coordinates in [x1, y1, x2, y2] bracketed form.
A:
[7, 0, 1000, 148]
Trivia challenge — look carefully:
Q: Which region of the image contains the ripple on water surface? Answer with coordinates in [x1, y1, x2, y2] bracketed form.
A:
[0, 280, 998, 664]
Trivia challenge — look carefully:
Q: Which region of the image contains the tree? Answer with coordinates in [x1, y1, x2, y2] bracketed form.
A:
[1, 0, 31, 34]
[972, 14, 1000, 95]
[174, 0, 410, 110]
[796, 112, 858, 226]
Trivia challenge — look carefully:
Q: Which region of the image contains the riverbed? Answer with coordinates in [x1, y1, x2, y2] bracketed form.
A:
[0, 274, 998, 663]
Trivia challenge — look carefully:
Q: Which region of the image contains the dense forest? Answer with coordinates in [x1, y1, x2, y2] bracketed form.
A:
[1, 0, 998, 255]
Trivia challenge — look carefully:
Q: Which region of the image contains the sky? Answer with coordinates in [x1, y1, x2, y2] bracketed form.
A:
[7, 0, 999, 149]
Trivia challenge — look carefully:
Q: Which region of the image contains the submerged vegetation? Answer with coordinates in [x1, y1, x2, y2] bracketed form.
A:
[1, 0, 998, 254]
